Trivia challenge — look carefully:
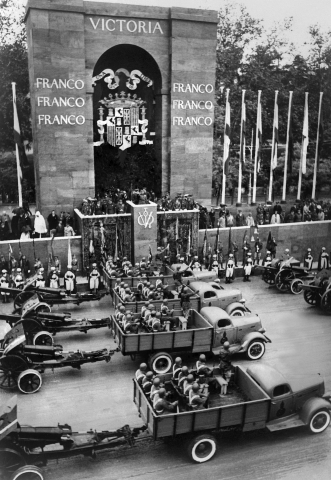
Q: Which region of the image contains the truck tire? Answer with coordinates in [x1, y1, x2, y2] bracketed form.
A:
[187, 434, 217, 463]
[308, 409, 331, 434]
[11, 465, 44, 480]
[246, 340, 265, 360]
[227, 306, 245, 316]
[149, 352, 173, 374]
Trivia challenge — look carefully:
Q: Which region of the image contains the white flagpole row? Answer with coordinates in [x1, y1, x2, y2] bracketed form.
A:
[268, 90, 278, 204]
[282, 91, 293, 203]
[312, 92, 323, 200]
[12, 82, 23, 207]
[252, 90, 262, 205]
[237, 90, 246, 206]
[221, 88, 230, 205]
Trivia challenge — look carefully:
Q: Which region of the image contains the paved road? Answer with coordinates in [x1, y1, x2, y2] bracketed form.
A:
[1, 277, 331, 479]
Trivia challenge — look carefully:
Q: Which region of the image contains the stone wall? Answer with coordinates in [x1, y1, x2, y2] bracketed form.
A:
[198, 221, 331, 263]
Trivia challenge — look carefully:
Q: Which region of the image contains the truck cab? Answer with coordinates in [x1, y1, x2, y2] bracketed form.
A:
[170, 264, 217, 284]
[200, 306, 271, 360]
[189, 281, 246, 315]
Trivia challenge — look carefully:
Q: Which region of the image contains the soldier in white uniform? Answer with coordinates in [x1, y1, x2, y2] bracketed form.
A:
[225, 254, 235, 284]
[14, 268, 24, 289]
[243, 252, 253, 282]
[211, 254, 219, 275]
[64, 266, 76, 294]
[304, 248, 314, 271]
[318, 247, 329, 271]
[89, 263, 100, 293]
[263, 250, 272, 267]
[0, 270, 10, 303]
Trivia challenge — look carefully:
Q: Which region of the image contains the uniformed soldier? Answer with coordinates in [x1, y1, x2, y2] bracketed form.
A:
[183, 374, 195, 396]
[172, 357, 183, 382]
[189, 383, 208, 409]
[192, 256, 202, 272]
[263, 250, 272, 267]
[225, 254, 235, 284]
[150, 377, 162, 404]
[64, 266, 76, 294]
[243, 252, 253, 282]
[34, 257, 43, 273]
[318, 247, 329, 270]
[35, 268, 46, 288]
[71, 254, 79, 273]
[13, 268, 24, 289]
[89, 263, 100, 293]
[254, 237, 263, 266]
[0, 271, 9, 303]
[211, 254, 219, 275]
[153, 388, 178, 415]
[304, 248, 314, 271]
[232, 241, 239, 267]
[196, 354, 212, 376]
[135, 363, 147, 385]
[283, 248, 291, 262]
[178, 366, 189, 391]
[142, 372, 154, 396]
[54, 256, 61, 275]
[180, 286, 198, 320]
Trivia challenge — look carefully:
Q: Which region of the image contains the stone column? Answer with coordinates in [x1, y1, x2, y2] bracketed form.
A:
[127, 201, 157, 263]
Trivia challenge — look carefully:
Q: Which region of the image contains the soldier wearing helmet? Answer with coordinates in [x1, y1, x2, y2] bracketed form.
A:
[304, 248, 313, 271]
[89, 263, 100, 293]
[189, 383, 208, 409]
[142, 371, 154, 396]
[183, 374, 195, 395]
[318, 247, 329, 271]
[135, 363, 147, 385]
[192, 256, 202, 273]
[153, 388, 178, 415]
[225, 253, 235, 284]
[263, 250, 272, 267]
[180, 286, 199, 320]
[196, 354, 212, 376]
[178, 366, 189, 390]
[243, 252, 253, 282]
[172, 357, 183, 382]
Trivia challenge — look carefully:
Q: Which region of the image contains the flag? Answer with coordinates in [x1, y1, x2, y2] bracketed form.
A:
[242, 229, 247, 247]
[8, 244, 13, 261]
[228, 227, 232, 255]
[223, 89, 231, 175]
[256, 92, 263, 173]
[266, 231, 272, 251]
[114, 223, 118, 259]
[202, 229, 207, 259]
[68, 239, 72, 269]
[12, 83, 28, 189]
[240, 97, 246, 166]
[301, 92, 309, 175]
[271, 91, 279, 170]
[186, 226, 191, 259]
[317, 93, 324, 173]
[175, 217, 179, 255]
[148, 244, 153, 262]
[288, 93, 294, 174]
[214, 226, 220, 253]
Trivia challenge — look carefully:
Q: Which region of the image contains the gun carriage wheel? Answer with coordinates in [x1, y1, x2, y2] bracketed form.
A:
[13, 292, 36, 310]
[320, 290, 331, 312]
[34, 304, 51, 315]
[290, 279, 304, 295]
[262, 269, 275, 285]
[303, 290, 320, 306]
[32, 331, 53, 347]
[17, 369, 42, 394]
[0, 355, 28, 390]
[0, 445, 27, 477]
[275, 269, 295, 292]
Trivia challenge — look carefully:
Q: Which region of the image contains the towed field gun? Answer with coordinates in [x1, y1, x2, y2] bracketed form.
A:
[0, 323, 116, 394]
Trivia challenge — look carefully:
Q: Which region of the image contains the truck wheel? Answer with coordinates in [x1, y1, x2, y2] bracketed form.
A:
[308, 409, 331, 434]
[18, 369, 42, 394]
[290, 279, 304, 295]
[246, 340, 265, 360]
[149, 352, 173, 374]
[228, 307, 245, 316]
[33, 331, 53, 346]
[187, 434, 217, 463]
[0, 446, 27, 476]
[11, 465, 44, 480]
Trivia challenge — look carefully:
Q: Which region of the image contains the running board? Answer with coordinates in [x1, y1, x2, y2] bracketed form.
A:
[266, 413, 305, 432]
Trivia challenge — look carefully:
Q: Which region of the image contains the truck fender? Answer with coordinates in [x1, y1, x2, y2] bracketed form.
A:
[299, 397, 331, 425]
[225, 302, 247, 315]
[239, 332, 270, 351]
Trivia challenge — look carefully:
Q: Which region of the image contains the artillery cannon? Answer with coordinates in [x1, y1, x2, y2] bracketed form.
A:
[301, 269, 331, 311]
[274, 259, 315, 294]
[0, 323, 115, 394]
[0, 396, 146, 480]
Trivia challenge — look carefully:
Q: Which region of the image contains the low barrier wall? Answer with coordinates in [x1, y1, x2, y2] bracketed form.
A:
[198, 221, 331, 264]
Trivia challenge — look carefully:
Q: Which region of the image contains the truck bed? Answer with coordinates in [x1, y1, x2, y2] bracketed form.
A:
[103, 270, 173, 292]
[112, 286, 199, 313]
[133, 366, 270, 439]
[112, 310, 212, 355]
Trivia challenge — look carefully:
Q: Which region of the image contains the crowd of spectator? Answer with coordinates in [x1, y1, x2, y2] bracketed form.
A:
[198, 199, 331, 229]
[81, 190, 198, 215]
[0, 206, 75, 241]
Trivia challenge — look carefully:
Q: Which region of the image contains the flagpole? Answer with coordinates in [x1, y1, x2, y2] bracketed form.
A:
[282, 91, 293, 204]
[312, 92, 323, 200]
[12, 82, 23, 206]
[252, 90, 262, 205]
[297, 92, 309, 202]
[267, 91, 278, 205]
[237, 90, 246, 207]
[221, 88, 230, 206]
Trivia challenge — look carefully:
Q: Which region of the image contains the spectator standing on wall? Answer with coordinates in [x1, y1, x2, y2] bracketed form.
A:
[246, 212, 255, 227]
[33, 211, 48, 238]
[64, 224, 75, 236]
[48, 210, 59, 235]
[209, 208, 215, 228]
[317, 205, 324, 221]
[270, 211, 281, 224]
[225, 210, 235, 227]
[55, 221, 64, 237]
[218, 212, 226, 228]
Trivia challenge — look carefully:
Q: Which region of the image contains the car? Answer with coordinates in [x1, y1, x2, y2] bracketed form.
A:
[169, 263, 217, 284]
